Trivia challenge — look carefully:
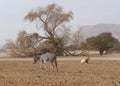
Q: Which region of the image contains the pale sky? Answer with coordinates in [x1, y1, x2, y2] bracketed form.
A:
[0, 0, 120, 47]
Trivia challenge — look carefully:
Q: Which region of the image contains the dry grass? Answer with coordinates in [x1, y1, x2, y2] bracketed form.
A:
[0, 60, 120, 86]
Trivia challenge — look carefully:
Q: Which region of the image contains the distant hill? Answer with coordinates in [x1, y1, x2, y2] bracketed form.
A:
[80, 24, 120, 40]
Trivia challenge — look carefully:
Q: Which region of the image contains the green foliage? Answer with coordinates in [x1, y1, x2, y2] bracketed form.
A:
[110, 43, 120, 52]
[86, 32, 119, 54]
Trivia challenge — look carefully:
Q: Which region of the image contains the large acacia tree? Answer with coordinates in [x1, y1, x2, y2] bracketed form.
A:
[24, 4, 73, 55]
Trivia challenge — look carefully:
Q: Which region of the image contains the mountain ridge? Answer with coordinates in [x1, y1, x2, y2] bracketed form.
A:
[80, 24, 120, 40]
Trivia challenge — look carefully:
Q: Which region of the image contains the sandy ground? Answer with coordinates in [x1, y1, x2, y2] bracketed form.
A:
[0, 52, 120, 60]
[0, 57, 120, 61]
[0, 53, 120, 86]
[0, 60, 120, 86]
[0, 56, 120, 61]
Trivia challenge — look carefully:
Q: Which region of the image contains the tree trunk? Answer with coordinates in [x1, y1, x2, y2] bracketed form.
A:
[99, 48, 104, 55]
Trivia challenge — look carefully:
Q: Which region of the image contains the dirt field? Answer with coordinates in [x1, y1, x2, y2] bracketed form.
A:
[0, 58, 120, 86]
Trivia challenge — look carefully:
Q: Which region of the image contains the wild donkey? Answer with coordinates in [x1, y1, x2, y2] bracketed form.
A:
[33, 53, 58, 72]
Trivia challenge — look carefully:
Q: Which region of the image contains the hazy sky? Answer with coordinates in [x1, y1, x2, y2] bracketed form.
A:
[0, 0, 120, 47]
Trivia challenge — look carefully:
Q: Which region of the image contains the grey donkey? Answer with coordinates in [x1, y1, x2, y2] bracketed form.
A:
[33, 53, 58, 72]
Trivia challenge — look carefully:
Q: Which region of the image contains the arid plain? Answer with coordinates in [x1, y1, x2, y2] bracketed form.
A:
[0, 53, 120, 86]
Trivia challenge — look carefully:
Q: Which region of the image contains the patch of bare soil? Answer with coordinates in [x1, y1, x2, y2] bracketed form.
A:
[0, 60, 120, 86]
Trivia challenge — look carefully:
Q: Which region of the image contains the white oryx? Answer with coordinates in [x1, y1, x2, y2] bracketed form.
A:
[81, 56, 90, 64]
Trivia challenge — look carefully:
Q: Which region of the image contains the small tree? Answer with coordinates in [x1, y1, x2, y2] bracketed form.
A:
[86, 32, 119, 55]
[70, 29, 84, 50]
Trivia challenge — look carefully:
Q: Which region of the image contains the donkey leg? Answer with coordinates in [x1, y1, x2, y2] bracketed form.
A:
[43, 63, 48, 71]
[54, 60, 58, 72]
[51, 63, 54, 72]
[39, 62, 44, 70]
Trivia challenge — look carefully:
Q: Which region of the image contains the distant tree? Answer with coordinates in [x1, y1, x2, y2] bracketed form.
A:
[70, 29, 84, 50]
[65, 29, 89, 56]
[86, 32, 119, 55]
[24, 3, 73, 55]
